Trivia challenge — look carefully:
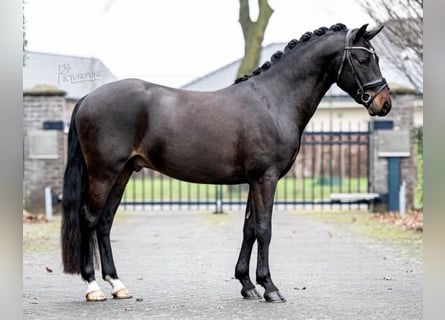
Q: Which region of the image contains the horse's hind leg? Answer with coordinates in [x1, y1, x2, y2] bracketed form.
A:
[80, 158, 131, 301]
[81, 174, 116, 301]
[235, 190, 261, 299]
[96, 164, 134, 299]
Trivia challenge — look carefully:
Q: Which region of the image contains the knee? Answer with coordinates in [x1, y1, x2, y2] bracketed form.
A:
[255, 225, 271, 241]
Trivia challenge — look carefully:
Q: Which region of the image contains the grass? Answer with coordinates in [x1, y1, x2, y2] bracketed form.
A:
[122, 176, 369, 203]
[23, 216, 61, 252]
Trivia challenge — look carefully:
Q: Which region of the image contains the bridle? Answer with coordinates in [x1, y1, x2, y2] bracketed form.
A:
[336, 29, 389, 108]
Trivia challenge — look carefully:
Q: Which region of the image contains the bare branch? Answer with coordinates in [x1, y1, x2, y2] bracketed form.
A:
[358, 0, 423, 90]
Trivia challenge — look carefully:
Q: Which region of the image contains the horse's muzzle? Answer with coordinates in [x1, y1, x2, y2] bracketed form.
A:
[367, 87, 391, 117]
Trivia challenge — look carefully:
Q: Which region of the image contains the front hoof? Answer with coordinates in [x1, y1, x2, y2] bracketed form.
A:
[86, 290, 107, 302]
[264, 290, 286, 303]
[112, 288, 133, 299]
[241, 288, 262, 300]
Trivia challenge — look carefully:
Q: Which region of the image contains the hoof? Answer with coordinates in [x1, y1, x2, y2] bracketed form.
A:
[86, 290, 107, 302]
[264, 290, 286, 303]
[112, 287, 133, 299]
[241, 288, 262, 300]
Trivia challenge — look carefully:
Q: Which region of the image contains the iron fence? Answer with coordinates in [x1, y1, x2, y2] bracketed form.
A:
[121, 124, 371, 211]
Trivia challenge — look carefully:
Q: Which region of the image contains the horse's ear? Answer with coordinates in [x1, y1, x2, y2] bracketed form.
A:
[353, 24, 369, 43]
[364, 24, 384, 41]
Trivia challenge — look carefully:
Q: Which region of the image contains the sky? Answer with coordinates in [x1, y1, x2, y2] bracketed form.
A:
[24, 0, 371, 87]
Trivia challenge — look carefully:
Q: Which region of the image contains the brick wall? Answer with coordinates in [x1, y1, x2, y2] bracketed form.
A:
[23, 85, 66, 212]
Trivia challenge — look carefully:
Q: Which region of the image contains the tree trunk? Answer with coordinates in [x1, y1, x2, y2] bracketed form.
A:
[237, 0, 273, 79]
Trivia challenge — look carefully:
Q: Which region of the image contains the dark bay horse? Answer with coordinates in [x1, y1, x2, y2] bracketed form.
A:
[62, 23, 391, 302]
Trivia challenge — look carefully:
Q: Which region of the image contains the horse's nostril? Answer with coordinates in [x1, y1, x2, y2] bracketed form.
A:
[382, 101, 391, 114]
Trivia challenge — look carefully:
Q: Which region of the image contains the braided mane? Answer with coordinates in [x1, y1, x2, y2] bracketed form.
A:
[234, 23, 347, 84]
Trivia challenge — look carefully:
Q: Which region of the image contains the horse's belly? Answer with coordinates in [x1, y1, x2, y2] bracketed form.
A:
[144, 142, 246, 185]
[155, 161, 246, 185]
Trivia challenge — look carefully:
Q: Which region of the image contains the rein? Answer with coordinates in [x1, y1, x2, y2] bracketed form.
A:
[336, 29, 388, 107]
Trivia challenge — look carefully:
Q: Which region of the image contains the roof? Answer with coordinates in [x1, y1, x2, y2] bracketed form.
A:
[23, 51, 118, 100]
[181, 42, 420, 96]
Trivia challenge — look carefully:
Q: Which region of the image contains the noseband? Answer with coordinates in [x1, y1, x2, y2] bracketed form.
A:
[336, 29, 388, 108]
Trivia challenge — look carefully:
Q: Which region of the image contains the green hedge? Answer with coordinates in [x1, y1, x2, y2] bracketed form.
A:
[415, 126, 423, 208]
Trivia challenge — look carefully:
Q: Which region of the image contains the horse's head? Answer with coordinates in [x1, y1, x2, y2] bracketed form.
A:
[336, 24, 391, 117]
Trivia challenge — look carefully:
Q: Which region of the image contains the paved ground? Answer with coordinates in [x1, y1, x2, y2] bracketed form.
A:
[23, 209, 422, 319]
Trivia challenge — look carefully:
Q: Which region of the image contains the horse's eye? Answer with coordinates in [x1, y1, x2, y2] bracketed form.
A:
[355, 56, 369, 66]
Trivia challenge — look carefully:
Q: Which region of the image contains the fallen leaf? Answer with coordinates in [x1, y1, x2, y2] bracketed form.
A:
[371, 210, 423, 232]
[45, 266, 53, 273]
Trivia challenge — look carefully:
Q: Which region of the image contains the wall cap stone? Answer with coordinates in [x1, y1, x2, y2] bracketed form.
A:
[23, 84, 66, 97]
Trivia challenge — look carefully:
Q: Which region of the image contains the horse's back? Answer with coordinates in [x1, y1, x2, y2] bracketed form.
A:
[73, 79, 243, 182]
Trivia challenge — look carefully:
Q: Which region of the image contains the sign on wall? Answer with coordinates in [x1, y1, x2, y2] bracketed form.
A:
[28, 130, 59, 159]
[377, 130, 411, 158]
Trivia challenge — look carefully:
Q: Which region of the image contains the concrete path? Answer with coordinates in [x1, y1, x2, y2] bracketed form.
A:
[23, 209, 422, 319]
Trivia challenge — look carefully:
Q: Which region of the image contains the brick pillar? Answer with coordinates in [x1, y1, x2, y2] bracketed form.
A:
[370, 93, 417, 211]
[391, 97, 417, 210]
[23, 85, 66, 213]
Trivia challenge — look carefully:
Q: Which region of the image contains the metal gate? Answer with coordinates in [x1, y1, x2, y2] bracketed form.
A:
[121, 124, 371, 210]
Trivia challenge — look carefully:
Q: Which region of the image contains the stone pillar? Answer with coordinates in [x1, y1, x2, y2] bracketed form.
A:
[370, 93, 417, 211]
[23, 85, 66, 213]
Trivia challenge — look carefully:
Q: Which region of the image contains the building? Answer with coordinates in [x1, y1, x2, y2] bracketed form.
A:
[23, 51, 118, 130]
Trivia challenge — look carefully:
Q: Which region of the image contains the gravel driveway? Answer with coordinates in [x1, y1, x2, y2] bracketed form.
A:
[23, 209, 422, 319]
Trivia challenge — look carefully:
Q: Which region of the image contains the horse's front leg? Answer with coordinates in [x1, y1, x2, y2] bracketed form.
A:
[235, 189, 261, 300]
[251, 175, 286, 303]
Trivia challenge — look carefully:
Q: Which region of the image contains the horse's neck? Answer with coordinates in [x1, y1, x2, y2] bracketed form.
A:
[257, 37, 342, 130]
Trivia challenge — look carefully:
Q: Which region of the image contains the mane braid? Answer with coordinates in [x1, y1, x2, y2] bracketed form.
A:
[234, 23, 348, 84]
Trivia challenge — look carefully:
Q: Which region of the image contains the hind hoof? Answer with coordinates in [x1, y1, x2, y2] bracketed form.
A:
[86, 290, 107, 302]
[264, 290, 286, 303]
[112, 287, 133, 299]
[241, 288, 262, 300]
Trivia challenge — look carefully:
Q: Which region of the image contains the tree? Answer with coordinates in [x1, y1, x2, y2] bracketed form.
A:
[236, 0, 273, 79]
[358, 0, 423, 91]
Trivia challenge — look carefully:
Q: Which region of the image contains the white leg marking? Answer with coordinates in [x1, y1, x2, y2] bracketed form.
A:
[104, 275, 125, 294]
[85, 280, 101, 295]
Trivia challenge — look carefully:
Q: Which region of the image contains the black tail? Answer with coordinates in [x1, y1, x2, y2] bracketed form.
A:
[61, 97, 89, 274]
